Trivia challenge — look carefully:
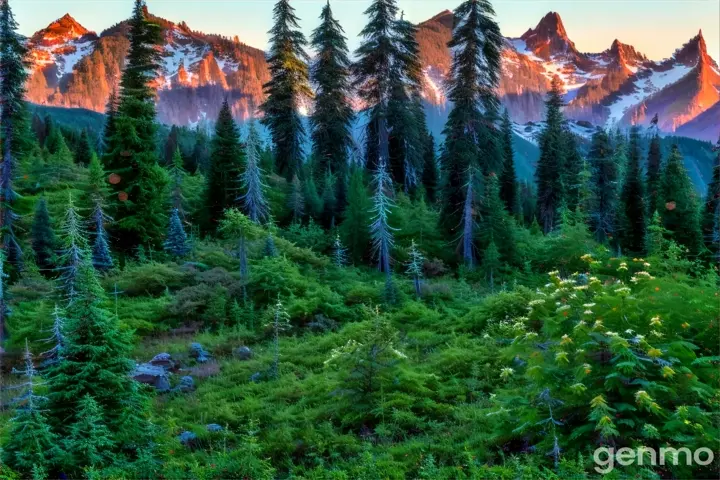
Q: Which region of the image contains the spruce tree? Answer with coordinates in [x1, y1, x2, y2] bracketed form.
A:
[460, 171, 478, 268]
[340, 167, 371, 264]
[481, 238, 501, 292]
[370, 159, 395, 275]
[164, 207, 190, 258]
[405, 239, 424, 299]
[64, 395, 114, 470]
[56, 195, 89, 302]
[588, 128, 618, 244]
[75, 129, 94, 166]
[421, 133, 439, 203]
[303, 172, 323, 220]
[310, 1, 353, 207]
[321, 169, 337, 228]
[31, 197, 56, 276]
[261, 0, 312, 180]
[2, 341, 63, 475]
[168, 147, 186, 214]
[87, 153, 109, 204]
[618, 125, 646, 254]
[646, 132, 662, 217]
[562, 130, 583, 211]
[45, 258, 149, 442]
[288, 174, 305, 222]
[41, 304, 66, 366]
[535, 76, 566, 233]
[659, 144, 703, 254]
[48, 132, 74, 167]
[90, 202, 113, 272]
[205, 100, 243, 231]
[101, 89, 119, 155]
[480, 173, 515, 265]
[239, 120, 269, 224]
[0, 0, 28, 271]
[645, 210, 667, 256]
[332, 233, 348, 267]
[267, 296, 290, 379]
[191, 126, 210, 173]
[439, 0, 503, 234]
[499, 109, 518, 216]
[103, 0, 167, 251]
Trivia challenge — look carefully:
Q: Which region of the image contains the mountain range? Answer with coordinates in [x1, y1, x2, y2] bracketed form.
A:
[25, 9, 720, 142]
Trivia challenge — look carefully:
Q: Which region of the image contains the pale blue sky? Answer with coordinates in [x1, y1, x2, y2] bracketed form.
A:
[12, 0, 719, 61]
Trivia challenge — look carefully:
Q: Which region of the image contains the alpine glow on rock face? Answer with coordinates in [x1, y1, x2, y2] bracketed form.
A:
[0, 1, 718, 479]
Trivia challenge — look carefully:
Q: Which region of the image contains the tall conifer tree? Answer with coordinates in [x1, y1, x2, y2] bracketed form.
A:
[104, 0, 168, 251]
[0, 0, 29, 270]
[261, 0, 312, 180]
[660, 144, 703, 254]
[535, 76, 565, 233]
[421, 133, 439, 203]
[340, 167, 371, 264]
[205, 100, 243, 232]
[618, 126, 646, 253]
[239, 120, 269, 224]
[499, 109, 518, 216]
[646, 131, 662, 217]
[310, 1, 354, 208]
[31, 197, 56, 275]
[702, 138, 720, 254]
[562, 130, 583, 211]
[588, 129, 617, 244]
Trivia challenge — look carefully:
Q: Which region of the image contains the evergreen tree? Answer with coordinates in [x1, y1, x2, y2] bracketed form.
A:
[239, 120, 269, 224]
[499, 109, 518, 216]
[303, 172, 323, 220]
[645, 210, 667, 256]
[48, 132, 74, 167]
[588, 128, 618, 244]
[321, 169, 337, 228]
[535, 76, 566, 233]
[168, 147, 186, 214]
[480, 173, 515, 265]
[90, 202, 113, 272]
[421, 133, 439, 203]
[481, 238, 501, 292]
[45, 258, 149, 442]
[0, 0, 28, 271]
[164, 208, 190, 258]
[87, 153, 109, 205]
[101, 89, 119, 155]
[56, 195, 89, 302]
[191, 126, 210, 173]
[659, 144, 703, 254]
[310, 0, 353, 207]
[264, 232, 278, 258]
[205, 100, 243, 231]
[646, 131, 662, 217]
[562, 130, 583, 211]
[702, 138, 720, 253]
[618, 126, 646, 254]
[405, 239, 424, 299]
[2, 340, 63, 475]
[31, 197, 56, 275]
[460, 172, 478, 268]
[103, 0, 168, 251]
[64, 395, 114, 470]
[75, 129, 94, 165]
[163, 125, 180, 166]
[261, 0, 312, 180]
[41, 304, 66, 366]
[370, 160, 395, 275]
[0, 251, 9, 346]
[287, 174, 305, 222]
[520, 180, 536, 226]
[439, 0, 503, 234]
[238, 234, 249, 301]
[267, 296, 290, 379]
[340, 167, 371, 264]
[332, 233, 348, 267]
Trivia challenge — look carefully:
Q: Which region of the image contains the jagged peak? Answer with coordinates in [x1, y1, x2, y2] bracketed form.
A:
[606, 38, 647, 65]
[30, 13, 95, 45]
[673, 29, 717, 68]
[533, 11, 568, 39]
[520, 11, 578, 60]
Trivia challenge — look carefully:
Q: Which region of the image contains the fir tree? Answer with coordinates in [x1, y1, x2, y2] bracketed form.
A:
[645, 210, 667, 256]
[421, 133, 439, 203]
[0, 0, 27, 271]
[405, 239, 424, 298]
[239, 120, 269, 224]
[267, 295, 290, 379]
[481, 238, 501, 292]
[261, 0, 312, 180]
[460, 172, 478, 268]
[75, 129, 94, 166]
[499, 109, 518, 217]
[164, 208, 190, 258]
[588, 128, 618, 244]
[480, 173, 515, 265]
[2, 340, 63, 475]
[191, 126, 210, 173]
[64, 395, 114, 470]
[264, 231, 278, 258]
[303, 172, 323, 220]
[321, 169, 337, 228]
[646, 131, 662, 217]
[659, 144, 703, 254]
[103, 0, 168, 251]
[90, 202, 114, 272]
[87, 153, 109, 205]
[562, 130, 584, 211]
[310, 0, 354, 206]
[56, 195, 89, 302]
[287, 174, 305, 222]
[370, 159, 395, 275]
[31, 197, 56, 275]
[41, 304, 66, 366]
[101, 89, 119, 154]
[535, 76, 566, 233]
[45, 258, 149, 442]
[439, 0, 503, 234]
[340, 167, 371, 264]
[48, 132, 74, 167]
[332, 233, 348, 267]
[205, 100, 243, 231]
[618, 126, 646, 254]
[168, 147, 186, 214]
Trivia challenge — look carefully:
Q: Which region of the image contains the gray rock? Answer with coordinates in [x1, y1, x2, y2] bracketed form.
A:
[206, 423, 224, 432]
[175, 375, 195, 393]
[250, 371, 263, 383]
[149, 352, 175, 371]
[233, 346, 253, 360]
[178, 430, 197, 446]
[131, 363, 171, 392]
[189, 343, 211, 363]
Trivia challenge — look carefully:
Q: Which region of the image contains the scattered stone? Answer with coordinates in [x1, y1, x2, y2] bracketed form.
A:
[250, 371, 263, 383]
[233, 346, 253, 361]
[189, 342, 211, 363]
[178, 430, 197, 447]
[206, 423, 224, 432]
[149, 352, 175, 371]
[174, 375, 195, 393]
[131, 364, 171, 392]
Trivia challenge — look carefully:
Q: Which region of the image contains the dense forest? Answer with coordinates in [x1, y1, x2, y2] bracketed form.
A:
[0, 0, 718, 479]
